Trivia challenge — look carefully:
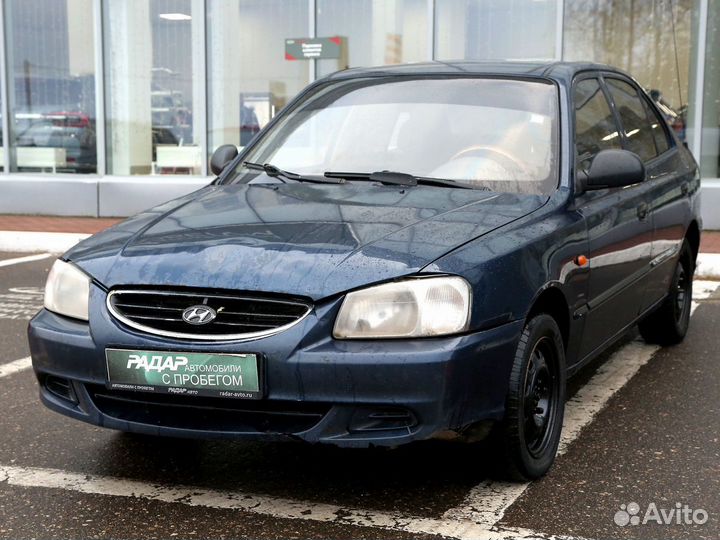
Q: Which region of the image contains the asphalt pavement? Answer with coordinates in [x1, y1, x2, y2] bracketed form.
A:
[0, 253, 718, 540]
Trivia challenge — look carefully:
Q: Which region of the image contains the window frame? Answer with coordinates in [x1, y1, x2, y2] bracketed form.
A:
[223, 74, 563, 194]
[600, 73, 675, 163]
[638, 89, 675, 155]
[570, 71, 624, 169]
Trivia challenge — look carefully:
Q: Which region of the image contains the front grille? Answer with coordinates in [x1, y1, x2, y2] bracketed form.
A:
[85, 384, 329, 434]
[107, 289, 312, 340]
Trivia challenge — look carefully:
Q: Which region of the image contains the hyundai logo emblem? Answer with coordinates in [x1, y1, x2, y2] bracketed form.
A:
[182, 305, 217, 325]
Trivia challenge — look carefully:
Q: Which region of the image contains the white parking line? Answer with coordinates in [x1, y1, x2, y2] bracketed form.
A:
[0, 356, 32, 378]
[0, 282, 716, 539]
[0, 253, 52, 268]
[442, 280, 719, 529]
[441, 341, 663, 527]
[0, 231, 89, 254]
[0, 287, 44, 320]
[0, 464, 551, 540]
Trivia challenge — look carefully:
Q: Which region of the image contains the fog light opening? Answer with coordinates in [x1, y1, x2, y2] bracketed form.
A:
[44, 376, 78, 404]
[349, 407, 417, 433]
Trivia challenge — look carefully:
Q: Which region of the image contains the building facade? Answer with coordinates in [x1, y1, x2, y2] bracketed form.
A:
[0, 0, 718, 226]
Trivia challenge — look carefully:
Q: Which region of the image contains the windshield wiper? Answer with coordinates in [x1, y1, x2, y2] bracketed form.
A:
[324, 170, 416, 186]
[415, 176, 483, 190]
[324, 170, 478, 190]
[244, 162, 345, 184]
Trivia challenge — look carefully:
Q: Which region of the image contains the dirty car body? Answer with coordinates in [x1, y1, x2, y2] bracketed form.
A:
[29, 62, 701, 477]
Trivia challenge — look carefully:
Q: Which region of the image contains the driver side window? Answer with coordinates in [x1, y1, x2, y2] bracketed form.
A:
[573, 78, 622, 171]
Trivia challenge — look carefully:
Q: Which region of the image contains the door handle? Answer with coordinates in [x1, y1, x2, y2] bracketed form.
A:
[637, 202, 649, 221]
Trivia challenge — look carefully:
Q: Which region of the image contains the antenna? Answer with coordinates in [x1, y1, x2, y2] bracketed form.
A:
[669, 0, 684, 108]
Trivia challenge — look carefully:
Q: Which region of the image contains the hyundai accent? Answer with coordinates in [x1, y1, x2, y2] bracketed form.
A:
[29, 62, 701, 480]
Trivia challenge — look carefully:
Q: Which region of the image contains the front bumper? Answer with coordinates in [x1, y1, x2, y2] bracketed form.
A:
[28, 287, 523, 447]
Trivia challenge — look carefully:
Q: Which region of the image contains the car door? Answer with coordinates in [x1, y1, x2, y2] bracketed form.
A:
[572, 75, 655, 360]
[603, 76, 691, 311]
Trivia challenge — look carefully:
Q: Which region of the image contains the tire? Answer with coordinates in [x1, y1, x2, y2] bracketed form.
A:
[494, 314, 566, 481]
[638, 241, 693, 346]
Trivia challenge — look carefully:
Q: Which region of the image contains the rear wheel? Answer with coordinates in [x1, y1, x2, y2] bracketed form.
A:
[495, 314, 565, 481]
[638, 241, 693, 346]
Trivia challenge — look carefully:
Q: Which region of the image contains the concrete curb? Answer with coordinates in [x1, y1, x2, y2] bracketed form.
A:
[1, 230, 720, 280]
[696, 253, 720, 280]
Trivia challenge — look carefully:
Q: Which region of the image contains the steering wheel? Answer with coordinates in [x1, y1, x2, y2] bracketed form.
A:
[449, 146, 530, 178]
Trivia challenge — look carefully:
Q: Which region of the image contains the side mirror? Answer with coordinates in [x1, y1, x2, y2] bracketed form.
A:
[577, 149, 646, 193]
[210, 144, 239, 176]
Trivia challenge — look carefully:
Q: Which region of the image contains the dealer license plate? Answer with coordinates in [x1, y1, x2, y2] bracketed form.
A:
[105, 348, 261, 399]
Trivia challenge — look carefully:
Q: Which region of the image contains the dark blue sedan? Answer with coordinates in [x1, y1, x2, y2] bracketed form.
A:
[29, 62, 701, 480]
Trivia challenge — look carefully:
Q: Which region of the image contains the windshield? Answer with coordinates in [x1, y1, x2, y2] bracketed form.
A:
[227, 77, 559, 195]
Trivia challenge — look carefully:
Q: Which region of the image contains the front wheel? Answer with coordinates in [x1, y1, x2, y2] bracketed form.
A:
[638, 241, 693, 346]
[494, 314, 566, 481]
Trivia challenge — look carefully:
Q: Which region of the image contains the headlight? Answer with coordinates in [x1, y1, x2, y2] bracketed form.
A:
[44, 259, 90, 321]
[333, 276, 471, 339]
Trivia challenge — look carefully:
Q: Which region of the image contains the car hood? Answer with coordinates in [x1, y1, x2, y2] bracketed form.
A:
[67, 183, 547, 300]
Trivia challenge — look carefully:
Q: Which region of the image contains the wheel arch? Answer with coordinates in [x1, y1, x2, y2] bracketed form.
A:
[525, 285, 570, 352]
[685, 220, 700, 267]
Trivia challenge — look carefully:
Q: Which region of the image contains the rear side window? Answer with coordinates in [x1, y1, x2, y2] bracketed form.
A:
[605, 78, 658, 162]
[573, 78, 621, 168]
[643, 99, 671, 155]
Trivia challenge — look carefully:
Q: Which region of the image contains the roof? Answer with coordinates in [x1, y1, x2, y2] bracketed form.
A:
[323, 60, 627, 85]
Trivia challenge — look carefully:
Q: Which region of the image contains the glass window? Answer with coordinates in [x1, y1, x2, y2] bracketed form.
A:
[574, 78, 621, 167]
[5, 0, 96, 174]
[644, 98, 672, 155]
[103, 0, 203, 176]
[435, 0, 557, 61]
[605, 78, 658, 162]
[699, 0, 719, 178]
[564, 0, 693, 144]
[316, 0, 428, 78]
[208, 0, 310, 153]
[230, 77, 559, 195]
